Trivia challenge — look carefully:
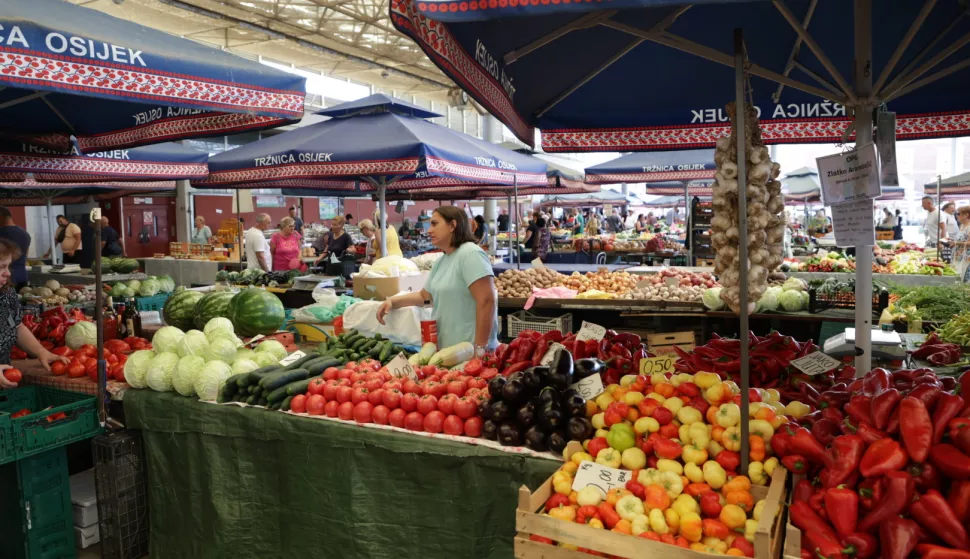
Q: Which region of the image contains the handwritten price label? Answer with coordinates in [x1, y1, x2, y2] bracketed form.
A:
[576, 321, 607, 342]
[531, 258, 546, 269]
[540, 343, 566, 367]
[639, 355, 676, 376]
[572, 461, 632, 496]
[570, 375, 605, 401]
[790, 352, 842, 376]
[387, 353, 417, 379]
[278, 350, 306, 366]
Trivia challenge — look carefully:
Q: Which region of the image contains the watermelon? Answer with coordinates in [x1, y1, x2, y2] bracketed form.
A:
[163, 289, 205, 331]
[215, 270, 229, 282]
[113, 258, 140, 274]
[194, 291, 235, 330]
[228, 288, 285, 337]
[228, 271, 240, 282]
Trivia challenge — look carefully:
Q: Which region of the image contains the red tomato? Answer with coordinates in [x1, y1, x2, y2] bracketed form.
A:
[401, 393, 419, 413]
[67, 360, 85, 378]
[322, 380, 338, 401]
[79, 344, 95, 352]
[117, 354, 128, 365]
[322, 367, 340, 381]
[402, 379, 421, 395]
[388, 408, 407, 428]
[344, 361, 358, 370]
[463, 359, 484, 377]
[382, 389, 402, 410]
[464, 416, 483, 438]
[425, 381, 447, 399]
[427, 374, 442, 384]
[3, 368, 23, 384]
[417, 394, 438, 415]
[132, 340, 147, 350]
[423, 410, 446, 433]
[454, 397, 477, 419]
[123, 337, 140, 345]
[86, 360, 98, 380]
[404, 411, 425, 431]
[352, 401, 374, 424]
[351, 387, 370, 405]
[77, 347, 96, 359]
[51, 346, 73, 357]
[380, 370, 392, 382]
[467, 377, 488, 391]
[337, 368, 354, 380]
[364, 378, 382, 392]
[307, 378, 327, 396]
[335, 385, 353, 404]
[337, 401, 354, 420]
[447, 380, 468, 397]
[382, 380, 403, 392]
[443, 414, 464, 436]
[106, 354, 119, 365]
[51, 361, 68, 376]
[324, 400, 339, 418]
[438, 393, 458, 415]
[421, 365, 437, 377]
[11, 408, 30, 419]
[480, 368, 499, 381]
[306, 395, 325, 416]
[367, 388, 384, 406]
[290, 394, 307, 414]
[372, 405, 390, 425]
[350, 372, 364, 384]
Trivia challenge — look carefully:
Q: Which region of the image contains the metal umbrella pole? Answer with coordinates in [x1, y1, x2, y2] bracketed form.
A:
[46, 198, 58, 265]
[93, 208, 107, 427]
[378, 178, 388, 258]
[734, 28, 751, 474]
[684, 180, 691, 264]
[507, 195, 514, 264]
[937, 175, 943, 255]
[514, 176, 520, 270]
[853, 0, 874, 375]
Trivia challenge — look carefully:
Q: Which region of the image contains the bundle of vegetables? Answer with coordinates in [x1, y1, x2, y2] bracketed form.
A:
[938, 310, 970, 346]
[893, 284, 970, 324]
[19, 280, 97, 306]
[914, 332, 964, 366]
[710, 102, 784, 313]
[21, 307, 89, 347]
[777, 368, 970, 559]
[535, 369, 798, 554]
[317, 330, 414, 367]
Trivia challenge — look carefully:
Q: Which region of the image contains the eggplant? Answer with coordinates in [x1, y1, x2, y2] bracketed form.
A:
[498, 421, 523, 446]
[517, 402, 538, 428]
[530, 366, 552, 388]
[521, 369, 540, 393]
[482, 420, 499, 440]
[549, 349, 574, 391]
[563, 393, 587, 418]
[488, 376, 507, 400]
[547, 431, 568, 454]
[567, 417, 594, 442]
[490, 400, 512, 422]
[536, 386, 558, 406]
[524, 426, 548, 452]
[478, 399, 491, 420]
[539, 406, 565, 432]
[573, 358, 605, 381]
[502, 378, 527, 406]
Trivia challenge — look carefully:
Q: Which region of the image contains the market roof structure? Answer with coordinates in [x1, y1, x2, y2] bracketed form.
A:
[925, 172, 970, 200]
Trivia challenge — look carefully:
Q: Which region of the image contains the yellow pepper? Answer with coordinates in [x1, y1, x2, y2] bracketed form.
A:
[594, 392, 615, 411]
[591, 413, 606, 430]
[577, 486, 603, 507]
[616, 495, 645, 522]
[596, 448, 622, 468]
[753, 500, 765, 522]
[719, 504, 747, 530]
[682, 444, 708, 466]
[763, 457, 778, 477]
[649, 508, 669, 534]
[571, 451, 593, 465]
[657, 459, 684, 476]
[749, 419, 775, 443]
[693, 371, 720, 389]
[670, 495, 698, 518]
[634, 416, 660, 435]
[561, 461, 579, 475]
[656, 470, 684, 499]
[595, 428, 610, 440]
[679, 424, 692, 444]
[650, 373, 667, 386]
[684, 462, 706, 484]
[638, 468, 659, 487]
[662, 397, 684, 415]
[631, 514, 650, 536]
[708, 440, 725, 457]
[748, 461, 768, 486]
[552, 471, 573, 495]
[680, 512, 703, 542]
[677, 406, 703, 425]
[724, 380, 739, 394]
[706, 383, 729, 404]
[624, 391, 646, 407]
[785, 400, 811, 419]
[764, 388, 781, 402]
[702, 460, 727, 489]
[722, 426, 742, 451]
[646, 392, 666, 403]
[689, 423, 711, 449]
[767, 400, 787, 415]
[620, 374, 639, 387]
[703, 536, 729, 553]
[674, 373, 694, 386]
[665, 508, 680, 534]
[770, 414, 788, 431]
[716, 403, 741, 427]
[747, 402, 767, 418]
[744, 519, 759, 542]
[548, 505, 576, 522]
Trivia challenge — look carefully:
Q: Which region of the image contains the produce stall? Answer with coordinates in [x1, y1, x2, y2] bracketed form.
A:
[141, 258, 223, 287]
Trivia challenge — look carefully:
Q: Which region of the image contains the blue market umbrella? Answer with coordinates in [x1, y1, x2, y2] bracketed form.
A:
[925, 172, 970, 200]
[585, 149, 716, 184]
[0, 0, 306, 153]
[0, 177, 174, 206]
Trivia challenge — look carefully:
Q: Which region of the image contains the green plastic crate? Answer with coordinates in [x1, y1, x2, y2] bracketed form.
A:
[134, 293, 170, 312]
[0, 447, 74, 559]
[0, 386, 101, 464]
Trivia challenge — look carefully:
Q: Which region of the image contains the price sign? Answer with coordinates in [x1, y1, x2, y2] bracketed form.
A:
[278, 350, 306, 366]
[664, 277, 680, 288]
[540, 343, 566, 366]
[576, 321, 607, 342]
[246, 334, 266, 347]
[330, 253, 340, 264]
[790, 352, 842, 376]
[140, 311, 162, 326]
[572, 461, 632, 496]
[531, 258, 545, 269]
[387, 353, 416, 379]
[570, 374, 605, 401]
[639, 355, 676, 376]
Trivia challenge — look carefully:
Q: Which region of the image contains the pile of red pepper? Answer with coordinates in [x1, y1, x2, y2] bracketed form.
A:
[913, 332, 963, 366]
[21, 307, 88, 348]
[778, 367, 970, 559]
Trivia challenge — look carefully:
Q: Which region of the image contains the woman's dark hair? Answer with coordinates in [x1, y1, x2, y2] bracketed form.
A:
[896, 209, 901, 215]
[433, 206, 477, 248]
[536, 217, 547, 228]
[474, 215, 485, 227]
[0, 238, 22, 262]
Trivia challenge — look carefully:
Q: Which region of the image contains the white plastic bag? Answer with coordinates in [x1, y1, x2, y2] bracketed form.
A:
[312, 286, 338, 305]
[342, 301, 424, 346]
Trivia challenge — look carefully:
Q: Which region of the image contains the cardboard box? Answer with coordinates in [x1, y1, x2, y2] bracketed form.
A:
[354, 273, 429, 301]
[74, 523, 100, 549]
[647, 331, 696, 356]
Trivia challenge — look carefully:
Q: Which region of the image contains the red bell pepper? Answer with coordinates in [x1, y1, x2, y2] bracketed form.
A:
[781, 454, 809, 475]
[880, 518, 920, 559]
[862, 368, 892, 396]
[715, 449, 740, 472]
[870, 388, 901, 430]
[909, 383, 943, 413]
[502, 360, 532, 376]
[841, 419, 888, 446]
[929, 444, 970, 480]
[916, 545, 970, 559]
[790, 501, 838, 545]
[932, 392, 965, 445]
[823, 487, 858, 537]
[859, 438, 908, 478]
[514, 338, 536, 363]
[844, 394, 872, 425]
[531, 339, 549, 367]
[494, 343, 510, 365]
[575, 505, 600, 525]
[789, 426, 828, 465]
[596, 502, 621, 529]
[857, 470, 915, 532]
[899, 397, 932, 463]
[812, 418, 841, 447]
[908, 462, 942, 492]
[770, 429, 792, 457]
[947, 480, 970, 524]
[857, 477, 883, 511]
[793, 479, 814, 503]
[823, 435, 864, 488]
[802, 530, 846, 559]
[840, 533, 877, 559]
[909, 489, 970, 550]
[545, 493, 570, 512]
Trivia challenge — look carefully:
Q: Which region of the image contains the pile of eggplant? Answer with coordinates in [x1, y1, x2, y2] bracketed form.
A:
[480, 349, 598, 453]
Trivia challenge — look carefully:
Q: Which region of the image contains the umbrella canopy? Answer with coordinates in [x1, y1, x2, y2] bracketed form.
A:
[780, 167, 821, 203]
[0, 0, 306, 153]
[391, 1, 970, 150]
[639, 195, 704, 208]
[644, 180, 714, 196]
[538, 190, 629, 207]
[495, 141, 591, 189]
[876, 186, 905, 201]
[585, 149, 716, 183]
[0, 140, 208, 182]
[195, 94, 547, 191]
[0, 177, 174, 206]
[925, 172, 970, 199]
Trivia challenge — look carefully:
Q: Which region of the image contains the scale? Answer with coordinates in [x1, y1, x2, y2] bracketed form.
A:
[291, 274, 339, 291]
[49, 264, 82, 274]
[823, 327, 907, 361]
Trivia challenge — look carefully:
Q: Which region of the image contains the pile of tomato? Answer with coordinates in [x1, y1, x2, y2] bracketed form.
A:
[49, 337, 151, 381]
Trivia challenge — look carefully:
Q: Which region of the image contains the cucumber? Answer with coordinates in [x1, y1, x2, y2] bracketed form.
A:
[307, 358, 341, 375]
[218, 374, 245, 402]
[268, 401, 281, 411]
[317, 342, 329, 355]
[373, 333, 383, 341]
[281, 396, 294, 412]
[368, 342, 384, 358]
[243, 366, 284, 387]
[260, 368, 310, 391]
[268, 374, 319, 403]
[379, 341, 394, 362]
[280, 353, 319, 371]
[245, 395, 257, 405]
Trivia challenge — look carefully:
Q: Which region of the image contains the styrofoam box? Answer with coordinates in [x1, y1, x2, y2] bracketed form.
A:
[69, 469, 98, 527]
[74, 523, 100, 549]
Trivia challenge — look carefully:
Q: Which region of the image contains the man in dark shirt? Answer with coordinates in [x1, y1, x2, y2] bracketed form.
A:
[289, 206, 304, 232]
[0, 207, 30, 289]
[497, 209, 510, 232]
[100, 217, 124, 257]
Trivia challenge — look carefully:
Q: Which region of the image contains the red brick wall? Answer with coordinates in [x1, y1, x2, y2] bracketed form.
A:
[192, 195, 307, 230]
[7, 206, 26, 228]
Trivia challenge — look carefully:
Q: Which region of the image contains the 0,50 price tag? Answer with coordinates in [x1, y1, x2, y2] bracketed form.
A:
[639, 355, 676, 376]
[278, 350, 306, 366]
[387, 353, 416, 379]
[576, 321, 607, 342]
[572, 461, 632, 497]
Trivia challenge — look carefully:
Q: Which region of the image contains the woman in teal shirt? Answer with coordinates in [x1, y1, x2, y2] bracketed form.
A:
[376, 206, 498, 354]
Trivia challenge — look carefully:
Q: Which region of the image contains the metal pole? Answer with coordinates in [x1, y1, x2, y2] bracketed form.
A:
[854, 0, 874, 375]
[937, 176, 942, 254]
[379, 180, 388, 258]
[507, 195, 514, 264]
[93, 209, 106, 427]
[47, 198, 58, 265]
[514, 176, 520, 270]
[734, 28, 751, 473]
[685, 181, 691, 264]
[236, 190, 242, 266]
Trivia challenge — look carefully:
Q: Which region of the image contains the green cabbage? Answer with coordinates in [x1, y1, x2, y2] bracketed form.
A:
[153, 326, 185, 355]
[702, 287, 725, 311]
[255, 340, 287, 362]
[158, 275, 176, 293]
[139, 278, 161, 297]
[173, 355, 206, 396]
[206, 337, 238, 364]
[123, 350, 156, 389]
[231, 359, 259, 375]
[177, 330, 210, 358]
[780, 289, 806, 312]
[145, 352, 181, 392]
[783, 277, 808, 292]
[204, 317, 235, 342]
[235, 347, 257, 363]
[194, 361, 233, 402]
[758, 287, 782, 312]
[65, 322, 97, 350]
[127, 279, 142, 293]
[253, 352, 279, 368]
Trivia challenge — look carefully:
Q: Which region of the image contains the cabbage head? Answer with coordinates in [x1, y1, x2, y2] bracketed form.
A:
[158, 275, 176, 293]
[780, 289, 806, 312]
[255, 340, 287, 362]
[177, 330, 210, 358]
[204, 317, 235, 341]
[703, 287, 725, 311]
[253, 352, 280, 368]
[173, 355, 206, 396]
[758, 287, 782, 312]
[206, 337, 238, 364]
[231, 359, 259, 375]
[194, 361, 233, 401]
[783, 277, 808, 292]
[145, 352, 181, 392]
[65, 322, 97, 350]
[153, 326, 185, 355]
[139, 278, 161, 297]
[127, 279, 142, 293]
[123, 350, 156, 389]
[235, 347, 257, 363]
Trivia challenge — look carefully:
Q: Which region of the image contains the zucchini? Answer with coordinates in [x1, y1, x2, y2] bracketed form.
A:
[379, 341, 394, 362]
[260, 368, 310, 391]
[268, 374, 319, 403]
[280, 353, 319, 371]
[307, 358, 341, 375]
[281, 396, 294, 412]
[416, 342, 437, 366]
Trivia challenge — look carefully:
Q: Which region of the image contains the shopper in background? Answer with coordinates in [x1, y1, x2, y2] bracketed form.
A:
[605, 208, 623, 233]
[951, 206, 970, 281]
[535, 217, 552, 261]
[345, 214, 354, 225]
[376, 206, 497, 355]
[523, 212, 540, 252]
[270, 217, 302, 271]
[191, 216, 212, 245]
[100, 216, 124, 257]
[922, 196, 947, 250]
[245, 213, 272, 272]
[289, 206, 304, 232]
[497, 209, 510, 232]
[357, 219, 377, 264]
[372, 210, 403, 258]
[46, 215, 82, 264]
[585, 211, 601, 236]
[314, 215, 353, 265]
[0, 239, 69, 383]
[879, 208, 895, 229]
[0, 207, 30, 291]
[943, 202, 960, 240]
[417, 210, 430, 225]
[894, 209, 904, 240]
[472, 215, 489, 249]
[399, 218, 415, 238]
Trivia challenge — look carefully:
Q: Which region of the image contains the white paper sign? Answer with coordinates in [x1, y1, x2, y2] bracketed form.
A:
[572, 460, 632, 496]
[330, 253, 340, 264]
[816, 144, 881, 205]
[831, 197, 876, 247]
[576, 321, 607, 342]
[531, 258, 545, 269]
[540, 342, 566, 366]
[791, 352, 842, 376]
[278, 350, 306, 366]
[387, 353, 416, 379]
[246, 334, 266, 347]
[139, 311, 163, 326]
[876, 111, 899, 187]
[570, 374, 605, 401]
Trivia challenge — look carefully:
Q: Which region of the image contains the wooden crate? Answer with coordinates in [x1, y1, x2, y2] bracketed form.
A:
[646, 331, 696, 356]
[875, 230, 894, 240]
[695, 258, 715, 267]
[514, 444, 789, 559]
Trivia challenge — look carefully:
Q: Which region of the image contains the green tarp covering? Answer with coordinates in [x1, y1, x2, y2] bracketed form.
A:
[124, 390, 559, 558]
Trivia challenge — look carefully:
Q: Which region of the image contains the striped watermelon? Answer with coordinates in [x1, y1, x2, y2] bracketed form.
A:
[229, 288, 285, 337]
[194, 291, 235, 330]
[163, 288, 205, 331]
